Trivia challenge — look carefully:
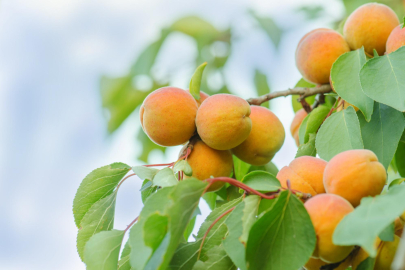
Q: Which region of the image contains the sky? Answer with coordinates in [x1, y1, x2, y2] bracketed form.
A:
[0, 0, 344, 269]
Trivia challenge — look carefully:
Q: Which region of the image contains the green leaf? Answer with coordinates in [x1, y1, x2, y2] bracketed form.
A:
[395, 130, 405, 177]
[356, 257, 375, 270]
[192, 246, 236, 270]
[392, 228, 405, 270]
[291, 78, 316, 113]
[170, 241, 201, 270]
[249, 10, 282, 48]
[118, 242, 132, 270]
[330, 48, 374, 121]
[170, 16, 219, 42]
[360, 46, 405, 112]
[141, 180, 157, 203]
[316, 106, 364, 161]
[357, 102, 405, 169]
[174, 160, 193, 177]
[303, 105, 330, 143]
[202, 193, 217, 210]
[295, 133, 317, 158]
[83, 229, 125, 270]
[373, 49, 379, 58]
[254, 70, 271, 108]
[333, 184, 405, 257]
[184, 207, 201, 241]
[233, 156, 251, 181]
[77, 193, 117, 260]
[389, 178, 405, 189]
[249, 161, 279, 176]
[137, 130, 167, 163]
[298, 114, 310, 145]
[132, 166, 159, 181]
[143, 213, 169, 250]
[379, 221, 395, 242]
[246, 191, 316, 270]
[241, 171, 280, 192]
[73, 163, 130, 228]
[153, 167, 178, 187]
[189, 62, 207, 100]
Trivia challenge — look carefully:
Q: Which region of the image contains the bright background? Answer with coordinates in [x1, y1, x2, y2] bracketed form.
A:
[0, 0, 345, 269]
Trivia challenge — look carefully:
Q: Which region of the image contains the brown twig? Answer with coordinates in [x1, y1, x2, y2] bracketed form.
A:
[247, 84, 332, 106]
[300, 98, 312, 113]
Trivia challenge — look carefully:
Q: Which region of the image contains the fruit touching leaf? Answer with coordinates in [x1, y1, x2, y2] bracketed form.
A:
[357, 103, 405, 169]
[246, 191, 316, 270]
[356, 257, 375, 270]
[173, 160, 193, 177]
[192, 245, 236, 270]
[189, 62, 207, 100]
[360, 46, 405, 112]
[291, 78, 316, 113]
[83, 229, 125, 270]
[132, 166, 159, 181]
[295, 133, 317, 158]
[303, 105, 330, 143]
[153, 167, 178, 187]
[254, 70, 271, 108]
[233, 156, 251, 181]
[73, 163, 130, 228]
[333, 184, 405, 257]
[241, 171, 280, 192]
[316, 106, 363, 161]
[379, 222, 395, 242]
[331, 48, 374, 121]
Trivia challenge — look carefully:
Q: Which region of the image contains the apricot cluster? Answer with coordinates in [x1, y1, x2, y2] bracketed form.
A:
[140, 87, 285, 191]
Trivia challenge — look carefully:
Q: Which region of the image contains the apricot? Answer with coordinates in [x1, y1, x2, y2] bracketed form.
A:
[304, 256, 351, 270]
[140, 87, 198, 146]
[386, 23, 405, 53]
[276, 156, 327, 196]
[186, 90, 209, 106]
[395, 217, 404, 237]
[352, 238, 382, 270]
[296, 28, 350, 84]
[290, 109, 308, 146]
[232, 106, 285, 166]
[374, 235, 401, 270]
[185, 140, 233, 191]
[196, 94, 252, 150]
[343, 3, 399, 55]
[305, 194, 354, 263]
[336, 99, 359, 112]
[324, 149, 387, 207]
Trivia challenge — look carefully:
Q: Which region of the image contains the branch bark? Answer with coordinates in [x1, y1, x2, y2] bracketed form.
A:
[247, 84, 332, 106]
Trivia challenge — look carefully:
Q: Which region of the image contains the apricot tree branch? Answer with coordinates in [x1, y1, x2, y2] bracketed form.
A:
[247, 84, 332, 106]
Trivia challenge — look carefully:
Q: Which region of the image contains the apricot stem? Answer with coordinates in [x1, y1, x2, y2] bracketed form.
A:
[300, 98, 312, 113]
[324, 97, 341, 121]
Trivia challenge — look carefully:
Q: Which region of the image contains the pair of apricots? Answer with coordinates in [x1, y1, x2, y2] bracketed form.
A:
[276, 150, 401, 270]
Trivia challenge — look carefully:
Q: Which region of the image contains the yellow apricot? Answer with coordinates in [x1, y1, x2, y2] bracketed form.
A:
[343, 3, 399, 55]
[290, 109, 308, 147]
[277, 156, 327, 196]
[304, 255, 351, 270]
[324, 149, 387, 207]
[186, 90, 209, 106]
[386, 23, 405, 53]
[196, 94, 252, 150]
[232, 106, 285, 166]
[374, 235, 401, 270]
[395, 217, 404, 237]
[140, 87, 198, 146]
[305, 194, 354, 263]
[296, 28, 350, 84]
[336, 99, 359, 112]
[185, 140, 233, 192]
[352, 238, 382, 269]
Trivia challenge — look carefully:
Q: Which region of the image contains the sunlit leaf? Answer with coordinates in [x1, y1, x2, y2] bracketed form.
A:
[153, 167, 178, 187]
[189, 62, 207, 100]
[241, 171, 280, 192]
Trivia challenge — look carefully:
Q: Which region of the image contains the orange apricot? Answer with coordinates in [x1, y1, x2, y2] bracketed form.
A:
[386, 23, 405, 53]
[290, 109, 308, 146]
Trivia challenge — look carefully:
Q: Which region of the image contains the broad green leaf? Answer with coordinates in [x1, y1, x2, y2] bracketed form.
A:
[233, 156, 251, 181]
[357, 102, 405, 169]
[304, 105, 330, 143]
[395, 130, 405, 177]
[389, 178, 405, 189]
[295, 133, 317, 158]
[298, 114, 310, 145]
[254, 70, 271, 108]
[331, 41, 376, 111]
[73, 163, 130, 227]
[316, 106, 364, 161]
[360, 46, 405, 112]
[192, 246, 236, 270]
[143, 213, 169, 250]
[373, 49, 379, 58]
[153, 167, 178, 187]
[169, 241, 201, 270]
[132, 166, 159, 181]
[202, 193, 217, 210]
[356, 257, 375, 270]
[184, 207, 201, 241]
[249, 10, 282, 48]
[291, 78, 316, 113]
[333, 184, 405, 257]
[241, 171, 280, 192]
[84, 229, 125, 270]
[174, 160, 193, 177]
[246, 191, 316, 270]
[379, 221, 395, 242]
[118, 242, 132, 270]
[141, 180, 157, 203]
[77, 193, 117, 260]
[189, 62, 207, 100]
[249, 161, 279, 176]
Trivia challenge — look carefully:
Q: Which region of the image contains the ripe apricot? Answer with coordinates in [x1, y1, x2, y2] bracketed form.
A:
[185, 140, 233, 191]
[186, 90, 209, 106]
[324, 149, 387, 207]
[336, 99, 359, 112]
[196, 94, 252, 150]
[343, 3, 399, 55]
[352, 238, 382, 270]
[395, 217, 404, 237]
[232, 106, 285, 166]
[296, 28, 350, 84]
[386, 23, 405, 53]
[304, 256, 351, 270]
[140, 87, 198, 146]
[276, 156, 327, 196]
[290, 109, 308, 146]
[305, 194, 354, 263]
[374, 235, 401, 270]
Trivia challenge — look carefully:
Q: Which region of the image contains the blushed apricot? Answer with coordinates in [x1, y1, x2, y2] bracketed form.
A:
[305, 194, 354, 263]
[196, 94, 252, 150]
[290, 109, 308, 146]
[186, 90, 209, 106]
[296, 29, 350, 84]
[140, 87, 198, 146]
[386, 23, 405, 53]
[277, 156, 327, 196]
[324, 149, 387, 207]
[185, 140, 233, 191]
[232, 106, 285, 166]
[344, 3, 399, 55]
[374, 235, 401, 270]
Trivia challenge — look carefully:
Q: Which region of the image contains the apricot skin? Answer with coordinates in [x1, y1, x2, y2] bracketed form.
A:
[386, 23, 405, 53]
[305, 194, 354, 263]
[140, 87, 198, 146]
[343, 3, 399, 55]
[374, 235, 401, 270]
[290, 109, 308, 147]
[196, 94, 252, 150]
[232, 106, 285, 166]
[304, 256, 351, 270]
[296, 28, 350, 84]
[185, 140, 233, 191]
[323, 149, 387, 207]
[276, 156, 327, 196]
